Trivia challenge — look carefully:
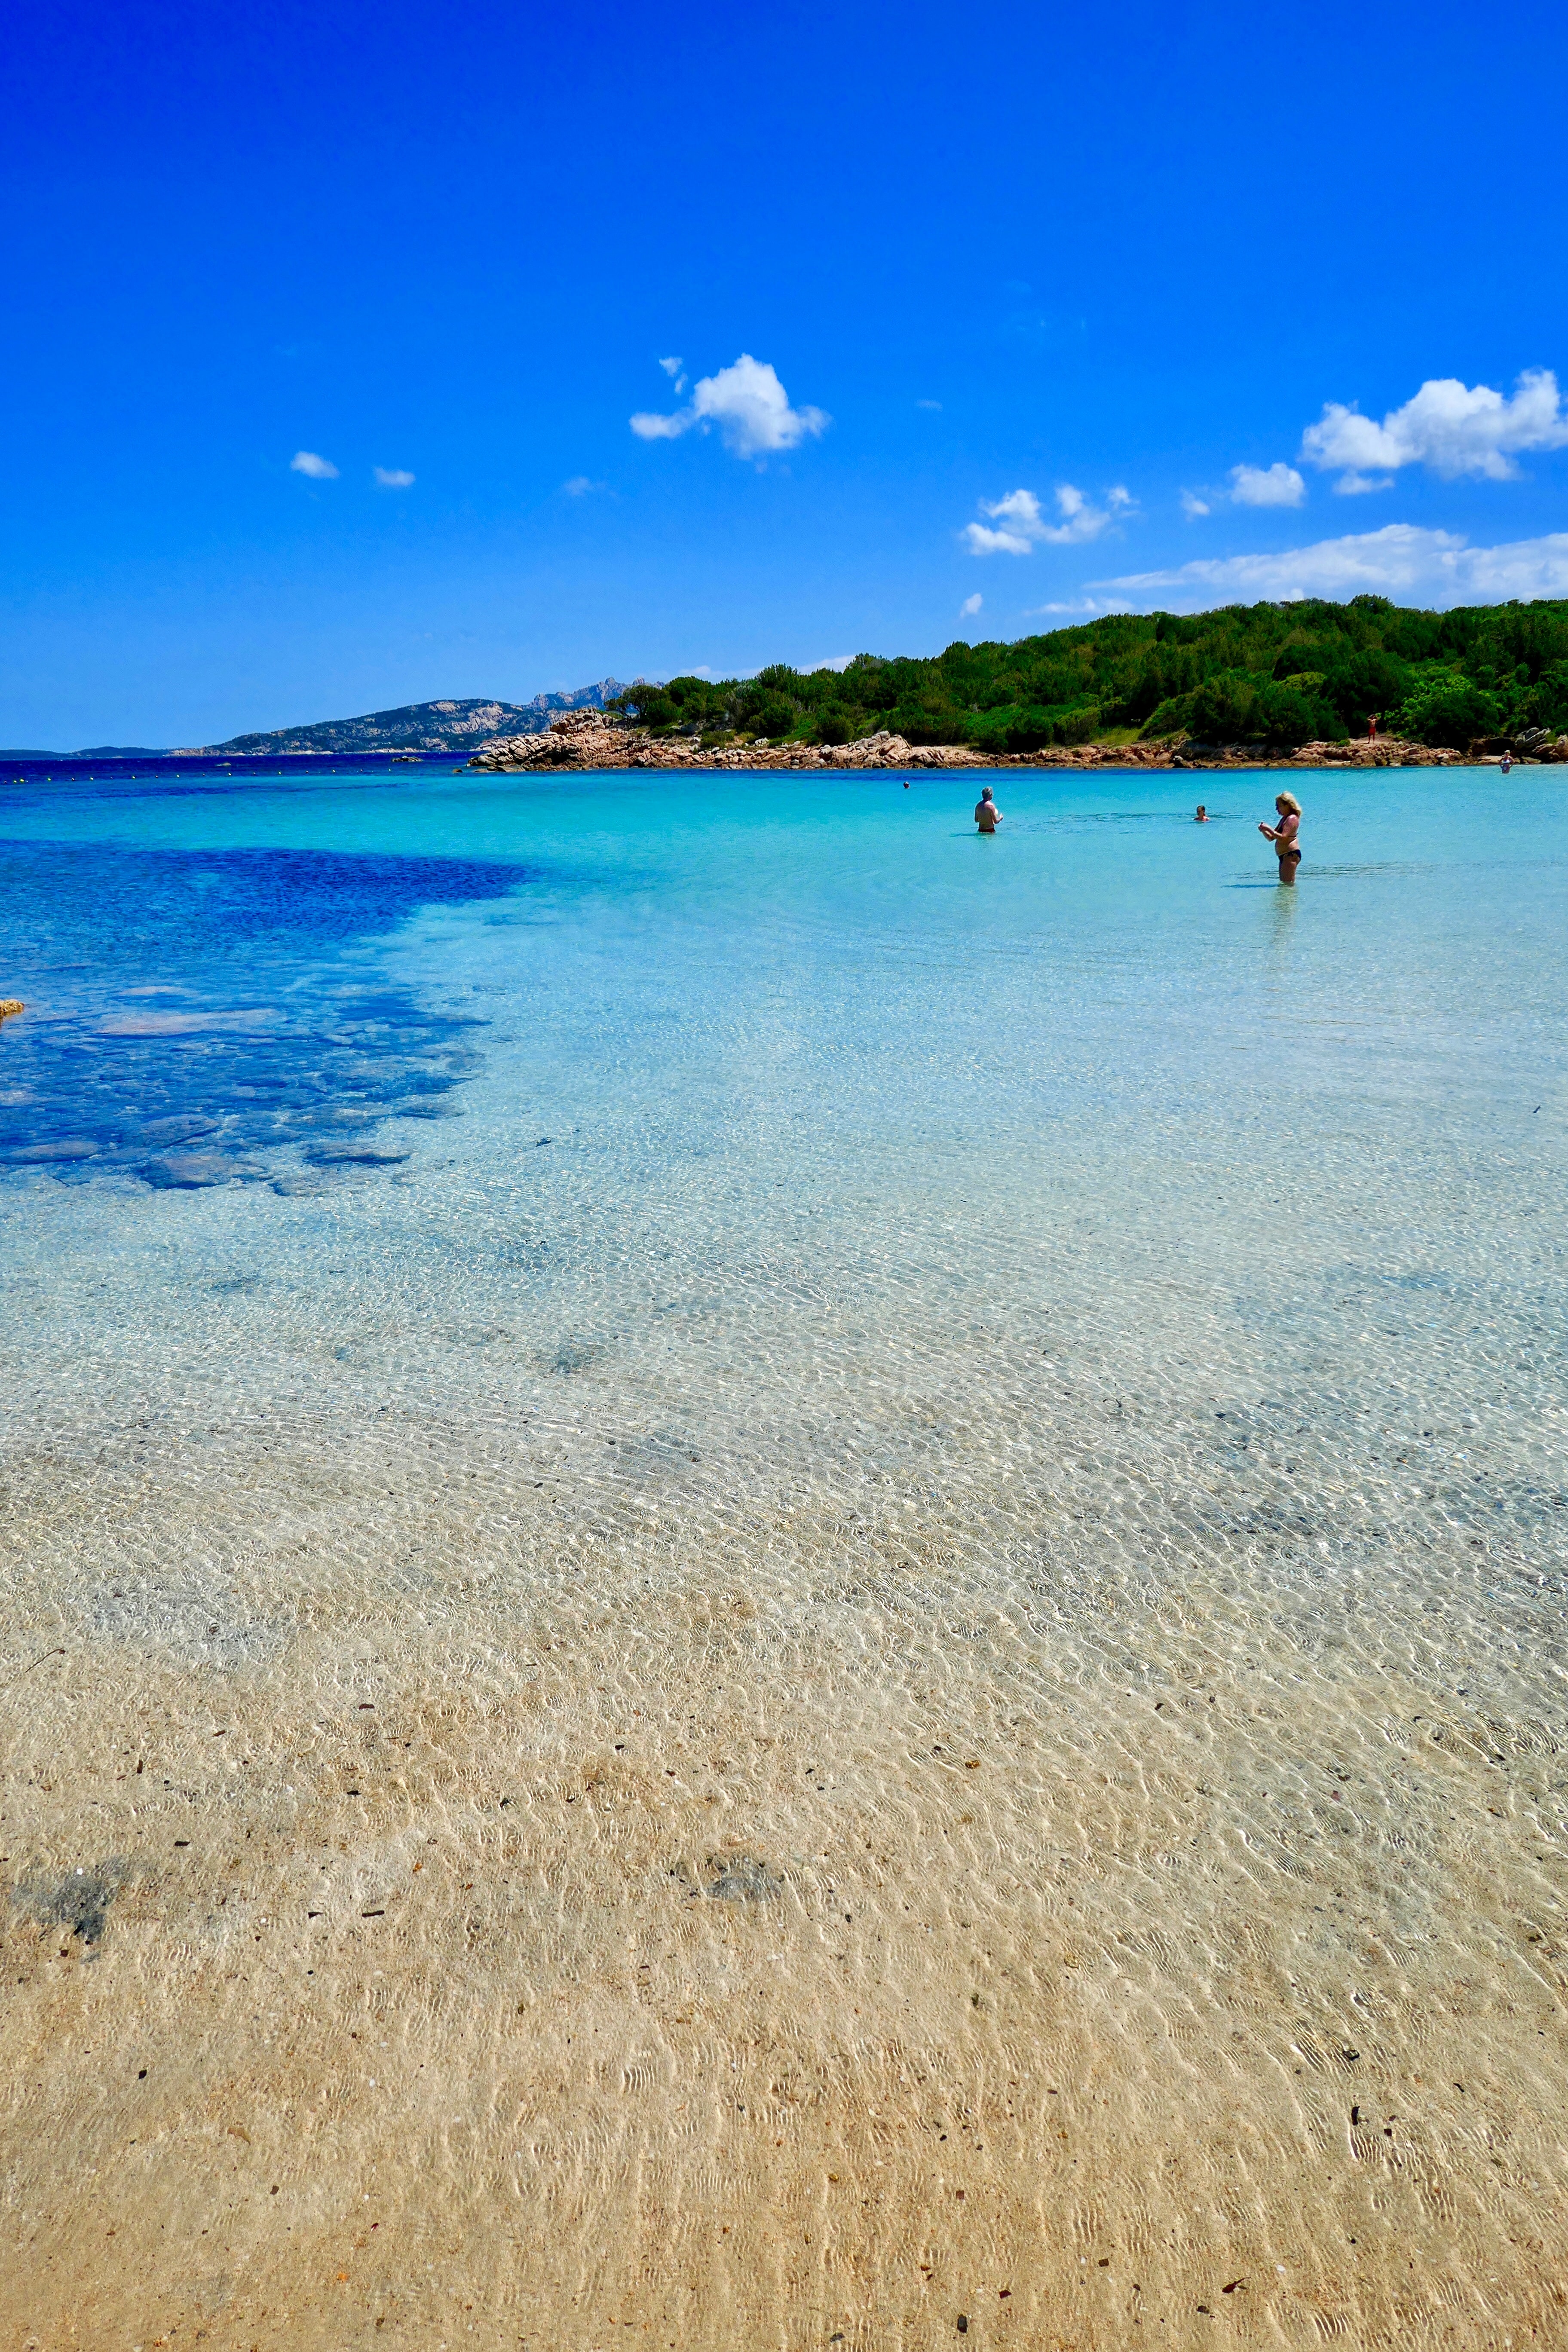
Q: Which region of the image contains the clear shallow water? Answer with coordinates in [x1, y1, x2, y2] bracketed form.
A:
[2, 761, 1565, 2349]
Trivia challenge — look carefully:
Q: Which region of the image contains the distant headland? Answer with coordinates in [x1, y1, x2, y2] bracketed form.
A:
[2, 684, 628, 761]
[199, 683, 628, 757]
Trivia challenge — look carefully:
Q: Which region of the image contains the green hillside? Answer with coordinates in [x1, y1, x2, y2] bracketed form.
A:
[609, 597, 1568, 754]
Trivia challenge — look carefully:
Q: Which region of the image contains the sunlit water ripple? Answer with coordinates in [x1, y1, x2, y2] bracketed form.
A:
[1, 760, 1564, 2349]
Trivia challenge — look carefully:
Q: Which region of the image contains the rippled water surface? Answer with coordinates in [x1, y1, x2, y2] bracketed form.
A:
[2, 760, 1565, 2349]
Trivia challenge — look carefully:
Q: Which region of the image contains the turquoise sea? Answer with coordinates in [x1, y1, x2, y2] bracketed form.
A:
[3, 758, 1565, 2346]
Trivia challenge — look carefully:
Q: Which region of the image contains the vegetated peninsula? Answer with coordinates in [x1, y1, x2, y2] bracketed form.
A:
[472, 596, 1568, 774]
[200, 681, 628, 757]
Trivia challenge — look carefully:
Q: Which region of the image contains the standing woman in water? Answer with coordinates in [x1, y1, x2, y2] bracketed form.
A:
[1259, 790, 1302, 883]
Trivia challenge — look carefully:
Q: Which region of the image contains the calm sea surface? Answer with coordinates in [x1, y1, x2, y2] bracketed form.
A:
[2, 759, 1565, 2346]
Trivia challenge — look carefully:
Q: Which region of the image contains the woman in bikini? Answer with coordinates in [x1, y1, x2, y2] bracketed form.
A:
[1259, 791, 1302, 883]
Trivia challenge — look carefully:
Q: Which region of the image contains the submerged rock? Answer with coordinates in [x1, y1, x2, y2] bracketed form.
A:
[9, 1136, 100, 1163]
[306, 1142, 411, 1166]
[12, 1860, 125, 1946]
[141, 1150, 259, 1188]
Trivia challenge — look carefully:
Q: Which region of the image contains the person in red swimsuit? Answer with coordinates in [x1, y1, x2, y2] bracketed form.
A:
[1259, 791, 1302, 883]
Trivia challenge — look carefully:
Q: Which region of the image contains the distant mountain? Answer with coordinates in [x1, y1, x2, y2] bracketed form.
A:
[74, 744, 171, 756]
[201, 683, 630, 756]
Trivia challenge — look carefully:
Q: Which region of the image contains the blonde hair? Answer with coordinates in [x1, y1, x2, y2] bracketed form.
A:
[1275, 791, 1302, 815]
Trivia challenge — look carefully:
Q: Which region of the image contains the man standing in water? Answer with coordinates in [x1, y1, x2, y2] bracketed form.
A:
[975, 786, 1002, 834]
[1259, 791, 1302, 883]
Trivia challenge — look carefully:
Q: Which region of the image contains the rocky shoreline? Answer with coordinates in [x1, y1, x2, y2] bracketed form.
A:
[469, 707, 1568, 776]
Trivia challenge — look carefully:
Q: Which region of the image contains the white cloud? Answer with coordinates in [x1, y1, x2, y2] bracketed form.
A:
[290, 450, 338, 479]
[373, 466, 415, 488]
[1302, 368, 1568, 488]
[628, 409, 689, 442]
[561, 475, 606, 496]
[631, 353, 829, 458]
[1180, 490, 1211, 520]
[963, 489, 1044, 555]
[806, 655, 854, 673]
[1228, 461, 1305, 508]
[917, 398, 943, 411]
[963, 482, 1134, 555]
[658, 355, 687, 392]
[1026, 596, 1134, 617]
[959, 592, 983, 617]
[1095, 521, 1568, 610]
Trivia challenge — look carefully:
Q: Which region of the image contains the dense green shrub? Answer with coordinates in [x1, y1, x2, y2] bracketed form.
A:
[1185, 672, 1341, 745]
[1394, 671, 1502, 747]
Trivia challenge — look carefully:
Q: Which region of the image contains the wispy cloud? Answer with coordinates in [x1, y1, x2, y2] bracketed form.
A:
[963, 483, 1133, 556]
[373, 466, 415, 488]
[1228, 461, 1305, 508]
[1096, 522, 1568, 609]
[658, 355, 687, 392]
[290, 450, 338, 479]
[631, 354, 829, 459]
[561, 475, 607, 496]
[1026, 595, 1133, 617]
[1180, 490, 1211, 520]
[1301, 369, 1568, 490]
[959, 592, 983, 617]
[917, 398, 943, 411]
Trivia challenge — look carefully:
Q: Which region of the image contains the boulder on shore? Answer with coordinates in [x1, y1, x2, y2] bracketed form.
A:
[469, 708, 640, 770]
[468, 711, 986, 773]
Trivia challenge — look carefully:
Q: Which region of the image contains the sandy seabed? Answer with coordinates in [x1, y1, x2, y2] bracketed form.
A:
[3, 1214, 1564, 2352]
[3, 756, 1567, 2349]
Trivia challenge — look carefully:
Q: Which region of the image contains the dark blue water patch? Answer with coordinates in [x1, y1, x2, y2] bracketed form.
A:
[0, 839, 533, 1188]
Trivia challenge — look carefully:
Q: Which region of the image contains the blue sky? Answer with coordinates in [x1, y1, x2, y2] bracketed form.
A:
[4, 0, 1567, 746]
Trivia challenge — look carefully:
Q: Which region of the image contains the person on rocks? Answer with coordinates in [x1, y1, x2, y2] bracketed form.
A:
[974, 786, 1002, 835]
[1259, 791, 1302, 883]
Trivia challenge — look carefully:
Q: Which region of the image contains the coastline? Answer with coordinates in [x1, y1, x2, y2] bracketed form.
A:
[467, 709, 1499, 776]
